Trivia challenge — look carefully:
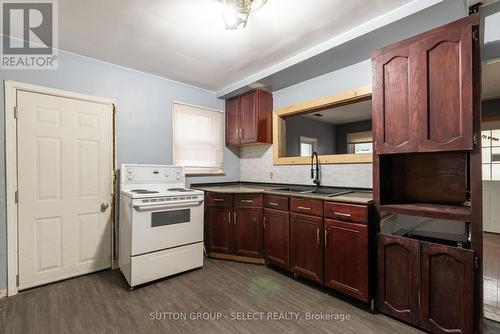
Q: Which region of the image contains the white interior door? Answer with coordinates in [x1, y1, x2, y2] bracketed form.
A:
[17, 90, 113, 290]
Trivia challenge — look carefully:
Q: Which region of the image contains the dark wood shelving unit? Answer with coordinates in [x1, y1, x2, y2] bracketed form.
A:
[380, 203, 471, 222]
[372, 14, 482, 334]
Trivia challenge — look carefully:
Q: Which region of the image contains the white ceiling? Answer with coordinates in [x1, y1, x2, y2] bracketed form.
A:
[59, 0, 415, 91]
[301, 99, 372, 125]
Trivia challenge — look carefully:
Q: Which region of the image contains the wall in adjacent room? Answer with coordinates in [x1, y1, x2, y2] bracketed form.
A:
[0, 49, 240, 290]
[285, 116, 336, 156]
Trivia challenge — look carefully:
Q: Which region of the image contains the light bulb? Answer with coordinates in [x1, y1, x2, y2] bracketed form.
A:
[223, 4, 239, 29]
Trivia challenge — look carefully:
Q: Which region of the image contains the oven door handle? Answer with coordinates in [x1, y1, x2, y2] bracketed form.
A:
[133, 201, 203, 211]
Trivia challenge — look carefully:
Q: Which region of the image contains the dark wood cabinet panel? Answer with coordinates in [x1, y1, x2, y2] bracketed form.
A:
[225, 97, 239, 146]
[239, 92, 258, 144]
[263, 208, 290, 270]
[420, 242, 474, 334]
[207, 207, 233, 254]
[264, 195, 289, 211]
[290, 213, 323, 284]
[206, 192, 233, 207]
[324, 219, 368, 302]
[324, 202, 368, 224]
[376, 234, 420, 326]
[235, 193, 263, 207]
[373, 44, 418, 154]
[290, 197, 323, 217]
[233, 207, 263, 257]
[225, 89, 272, 146]
[415, 23, 473, 152]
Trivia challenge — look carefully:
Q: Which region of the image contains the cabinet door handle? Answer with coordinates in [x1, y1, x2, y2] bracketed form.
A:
[324, 230, 328, 247]
[268, 202, 279, 206]
[316, 228, 320, 246]
[234, 212, 237, 225]
[263, 216, 266, 229]
[241, 200, 253, 203]
[298, 206, 311, 211]
[213, 198, 225, 202]
[228, 211, 231, 224]
[235, 128, 239, 139]
[334, 212, 351, 217]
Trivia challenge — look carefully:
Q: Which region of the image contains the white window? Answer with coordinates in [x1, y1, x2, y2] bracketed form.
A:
[172, 102, 224, 175]
[347, 131, 373, 154]
[299, 136, 317, 157]
[482, 129, 500, 181]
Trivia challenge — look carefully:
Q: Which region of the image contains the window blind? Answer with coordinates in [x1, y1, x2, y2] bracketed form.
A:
[172, 102, 224, 175]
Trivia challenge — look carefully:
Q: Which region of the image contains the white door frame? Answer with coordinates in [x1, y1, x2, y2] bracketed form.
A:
[4, 80, 117, 296]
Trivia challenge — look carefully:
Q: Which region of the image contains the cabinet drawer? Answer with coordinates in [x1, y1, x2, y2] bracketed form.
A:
[235, 193, 263, 207]
[324, 202, 367, 224]
[264, 195, 289, 211]
[205, 193, 233, 207]
[290, 197, 323, 217]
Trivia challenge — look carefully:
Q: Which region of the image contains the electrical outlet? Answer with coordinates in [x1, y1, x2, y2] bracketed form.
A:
[270, 172, 273, 179]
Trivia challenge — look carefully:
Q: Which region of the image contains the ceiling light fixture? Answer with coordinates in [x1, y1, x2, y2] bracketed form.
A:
[222, 0, 268, 30]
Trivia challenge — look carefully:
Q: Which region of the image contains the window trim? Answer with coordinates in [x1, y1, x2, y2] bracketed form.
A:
[172, 101, 225, 176]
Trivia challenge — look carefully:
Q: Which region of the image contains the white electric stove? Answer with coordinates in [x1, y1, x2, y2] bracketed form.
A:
[119, 164, 204, 287]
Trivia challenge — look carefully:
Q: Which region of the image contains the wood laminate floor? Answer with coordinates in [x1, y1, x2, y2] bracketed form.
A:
[0, 258, 496, 334]
[484, 232, 500, 322]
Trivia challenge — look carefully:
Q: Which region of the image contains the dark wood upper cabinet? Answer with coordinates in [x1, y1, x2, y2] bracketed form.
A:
[376, 234, 420, 326]
[233, 207, 263, 257]
[225, 97, 239, 146]
[290, 213, 323, 284]
[373, 15, 478, 154]
[324, 219, 369, 302]
[207, 206, 233, 254]
[373, 44, 418, 154]
[415, 22, 474, 152]
[225, 89, 273, 146]
[263, 207, 290, 270]
[420, 242, 474, 334]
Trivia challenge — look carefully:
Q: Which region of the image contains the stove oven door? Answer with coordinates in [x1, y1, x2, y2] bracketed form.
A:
[130, 199, 204, 256]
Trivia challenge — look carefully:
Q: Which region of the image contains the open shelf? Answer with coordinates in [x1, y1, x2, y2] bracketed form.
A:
[379, 203, 471, 222]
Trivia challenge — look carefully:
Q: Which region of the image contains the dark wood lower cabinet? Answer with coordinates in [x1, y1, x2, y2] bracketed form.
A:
[207, 206, 233, 254]
[233, 207, 263, 257]
[290, 213, 323, 284]
[263, 208, 290, 270]
[420, 242, 474, 334]
[377, 234, 420, 326]
[377, 234, 475, 334]
[324, 219, 369, 302]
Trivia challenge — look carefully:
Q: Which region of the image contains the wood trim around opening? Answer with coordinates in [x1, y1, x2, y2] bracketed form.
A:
[273, 85, 373, 165]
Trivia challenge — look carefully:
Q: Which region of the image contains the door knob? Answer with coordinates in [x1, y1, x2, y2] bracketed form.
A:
[101, 202, 109, 212]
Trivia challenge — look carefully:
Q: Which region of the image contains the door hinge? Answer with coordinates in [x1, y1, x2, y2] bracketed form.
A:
[474, 256, 480, 269]
[14, 191, 19, 204]
[14, 106, 18, 119]
[472, 29, 479, 42]
[473, 132, 478, 145]
[16, 274, 19, 287]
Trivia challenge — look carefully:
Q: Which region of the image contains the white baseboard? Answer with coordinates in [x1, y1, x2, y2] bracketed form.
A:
[0, 289, 7, 299]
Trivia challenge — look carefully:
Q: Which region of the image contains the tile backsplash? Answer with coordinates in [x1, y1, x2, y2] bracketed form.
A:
[240, 145, 373, 189]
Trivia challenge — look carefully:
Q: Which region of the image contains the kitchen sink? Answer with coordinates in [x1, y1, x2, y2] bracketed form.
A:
[272, 186, 353, 196]
[273, 186, 313, 193]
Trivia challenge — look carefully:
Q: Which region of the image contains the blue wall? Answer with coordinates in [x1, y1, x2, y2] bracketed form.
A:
[0, 50, 240, 290]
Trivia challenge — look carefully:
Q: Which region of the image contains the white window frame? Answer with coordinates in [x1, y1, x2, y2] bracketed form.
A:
[299, 136, 318, 157]
[172, 101, 224, 175]
[347, 131, 373, 154]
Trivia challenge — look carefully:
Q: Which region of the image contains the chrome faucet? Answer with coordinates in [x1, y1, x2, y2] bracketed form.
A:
[311, 151, 320, 189]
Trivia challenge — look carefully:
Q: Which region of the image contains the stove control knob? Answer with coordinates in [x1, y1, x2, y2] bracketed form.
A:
[165, 172, 170, 177]
[176, 175, 181, 180]
[127, 169, 132, 174]
[128, 175, 133, 180]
